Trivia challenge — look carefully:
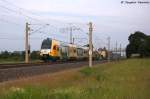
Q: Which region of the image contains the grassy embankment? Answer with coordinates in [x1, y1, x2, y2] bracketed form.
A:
[0, 59, 23, 64]
[0, 59, 150, 99]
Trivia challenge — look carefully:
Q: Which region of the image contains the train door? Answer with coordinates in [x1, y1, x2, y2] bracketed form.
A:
[60, 46, 68, 61]
[52, 45, 58, 56]
[77, 48, 84, 60]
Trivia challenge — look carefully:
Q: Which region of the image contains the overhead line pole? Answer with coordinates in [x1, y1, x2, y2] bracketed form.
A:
[89, 22, 93, 68]
[25, 22, 30, 63]
[73, 37, 75, 44]
[107, 37, 111, 62]
[70, 27, 73, 44]
[120, 44, 122, 57]
[24, 23, 50, 63]
[116, 41, 118, 52]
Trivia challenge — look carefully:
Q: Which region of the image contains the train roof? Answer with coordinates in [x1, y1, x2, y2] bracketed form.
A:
[42, 38, 90, 49]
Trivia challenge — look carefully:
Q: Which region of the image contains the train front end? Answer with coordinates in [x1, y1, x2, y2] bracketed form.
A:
[40, 38, 52, 61]
[40, 38, 60, 62]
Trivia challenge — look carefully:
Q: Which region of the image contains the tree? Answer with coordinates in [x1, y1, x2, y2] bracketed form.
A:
[126, 31, 150, 58]
[0, 51, 10, 59]
[30, 51, 40, 60]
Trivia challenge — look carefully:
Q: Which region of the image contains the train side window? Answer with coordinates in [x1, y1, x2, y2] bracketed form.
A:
[57, 47, 59, 51]
[74, 49, 76, 53]
[53, 45, 56, 50]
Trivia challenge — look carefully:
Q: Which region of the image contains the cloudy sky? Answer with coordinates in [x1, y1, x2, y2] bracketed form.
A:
[0, 0, 150, 51]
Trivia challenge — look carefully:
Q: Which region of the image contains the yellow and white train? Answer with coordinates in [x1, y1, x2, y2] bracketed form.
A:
[40, 38, 100, 62]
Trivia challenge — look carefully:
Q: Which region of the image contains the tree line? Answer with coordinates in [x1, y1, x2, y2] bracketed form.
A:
[0, 51, 40, 61]
[126, 31, 150, 58]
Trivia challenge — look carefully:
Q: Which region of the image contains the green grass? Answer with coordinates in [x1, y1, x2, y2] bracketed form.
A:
[1, 59, 150, 99]
[1, 86, 49, 99]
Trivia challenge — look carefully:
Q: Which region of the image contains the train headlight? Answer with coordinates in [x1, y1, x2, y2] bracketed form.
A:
[40, 49, 51, 55]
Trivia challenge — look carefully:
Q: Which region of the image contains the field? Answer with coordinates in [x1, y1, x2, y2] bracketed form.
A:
[0, 59, 150, 99]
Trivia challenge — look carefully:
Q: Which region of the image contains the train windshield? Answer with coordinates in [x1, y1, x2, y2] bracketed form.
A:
[41, 38, 52, 49]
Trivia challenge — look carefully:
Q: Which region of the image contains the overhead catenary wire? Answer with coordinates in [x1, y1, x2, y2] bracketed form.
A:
[0, 4, 40, 23]
[0, 0, 90, 53]
[0, 0, 48, 23]
[0, 17, 23, 27]
[0, 37, 46, 40]
[0, 0, 88, 27]
[0, 0, 86, 29]
[0, 0, 88, 37]
[29, 24, 50, 35]
[31, 30, 68, 39]
[0, 2, 56, 33]
[0, 0, 36, 15]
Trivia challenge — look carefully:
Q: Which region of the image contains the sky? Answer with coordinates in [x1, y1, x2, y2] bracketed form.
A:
[0, 0, 150, 51]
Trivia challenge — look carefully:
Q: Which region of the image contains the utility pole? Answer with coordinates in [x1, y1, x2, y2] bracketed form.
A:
[72, 37, 75, 44]
[63, 23, 81, 44]
[120, 44, 122, 57]
[115, 41, 118, 53]
[107, 37, 111, 62]
[89, 22, 93, 68]
[25, 22, 30, 63]
[70, 27, 73, 44]
[115, 41, 118, 61]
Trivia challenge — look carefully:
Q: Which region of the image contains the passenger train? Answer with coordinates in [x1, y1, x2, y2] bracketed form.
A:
[40, 38, 100, 62]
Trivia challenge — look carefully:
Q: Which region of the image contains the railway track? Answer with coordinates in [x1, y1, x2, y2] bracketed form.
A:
[0, 60, 107, 82]
[0, 61, 80, 69]
[0, 62, 59, 69]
